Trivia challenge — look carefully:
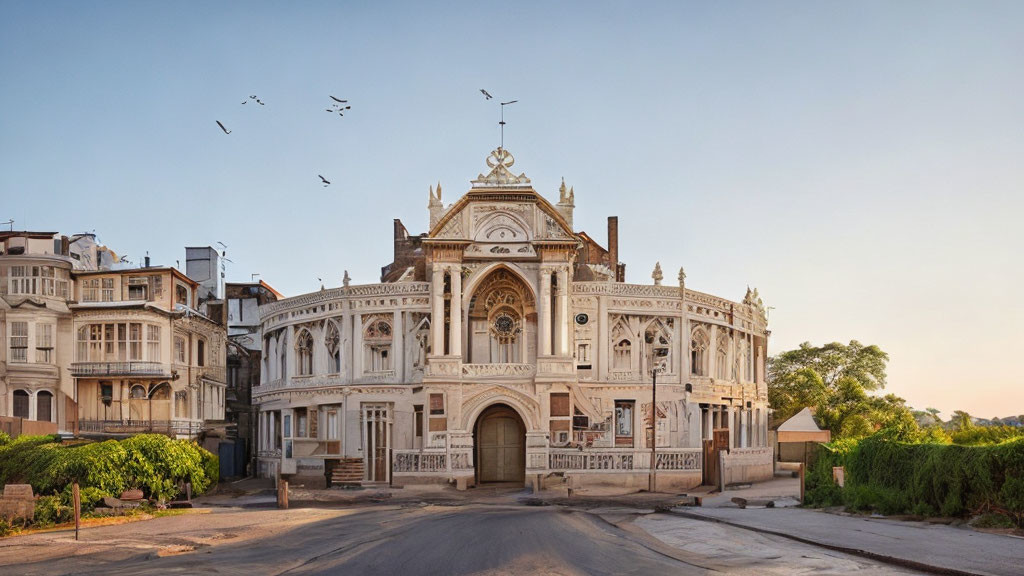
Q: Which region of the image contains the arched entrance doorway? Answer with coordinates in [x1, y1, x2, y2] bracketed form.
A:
[474, 404, 526, 484]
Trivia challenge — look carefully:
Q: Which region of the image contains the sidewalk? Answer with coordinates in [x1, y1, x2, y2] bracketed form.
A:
[673, 506, 1023, 576]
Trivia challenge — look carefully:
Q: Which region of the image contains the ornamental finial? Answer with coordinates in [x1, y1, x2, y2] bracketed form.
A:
[652, 261, 663, 286]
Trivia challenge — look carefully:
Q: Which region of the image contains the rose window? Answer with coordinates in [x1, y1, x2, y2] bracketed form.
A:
[493, 313, 515, 336]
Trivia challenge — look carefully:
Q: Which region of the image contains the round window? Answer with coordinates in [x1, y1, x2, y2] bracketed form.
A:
[493, 314, 515, 335]
[575, 313, 589, 325]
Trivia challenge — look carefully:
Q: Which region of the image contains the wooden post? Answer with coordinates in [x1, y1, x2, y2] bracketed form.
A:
[72, 483, 81, 541]
[799, 463, 805, 503]
[278, 479, 289, 509]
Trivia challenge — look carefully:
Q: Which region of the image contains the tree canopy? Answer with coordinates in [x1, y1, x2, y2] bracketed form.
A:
[769, 340, 897, 439]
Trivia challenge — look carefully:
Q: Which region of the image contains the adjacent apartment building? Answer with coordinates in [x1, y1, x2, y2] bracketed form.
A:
[71, 266, 227, 437]
[0, 230, 228, 439]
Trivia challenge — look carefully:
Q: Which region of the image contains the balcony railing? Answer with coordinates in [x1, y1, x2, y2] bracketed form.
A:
[461, 363, 536, 378]
[198, 365, 226, 384]
[71, 361, 170, 378]
[78, 419, 203, 437]
[548, 448, 702, 472]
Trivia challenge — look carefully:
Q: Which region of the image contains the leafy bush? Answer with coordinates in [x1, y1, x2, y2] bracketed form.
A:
[972, 513, 1015, 529]
[34, 495, 71, 526]
[951, 426, 1024, 446]
[805, 435, 1024, 527]
[0, 434, 218, 512]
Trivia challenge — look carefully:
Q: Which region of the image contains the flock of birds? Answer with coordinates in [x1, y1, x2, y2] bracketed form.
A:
[214, 89, 504, 188]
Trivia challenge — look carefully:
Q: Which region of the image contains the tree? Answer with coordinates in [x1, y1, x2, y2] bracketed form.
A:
[925, 407, 942, 425]
[950, 410, 973, 431]
[768, 340, 889, 426]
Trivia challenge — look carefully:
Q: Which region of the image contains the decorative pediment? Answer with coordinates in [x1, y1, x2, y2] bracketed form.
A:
[426, 148, 579, 244]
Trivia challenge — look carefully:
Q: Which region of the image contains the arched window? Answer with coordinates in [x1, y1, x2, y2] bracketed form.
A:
[645, 318, 673, 373]
[36, 390, 53, 422]
[12, 390, 30, 419]
[613, 339, 632, 370]
[364, 318, 393, 372]
[690, 329, 709, 376]
[325, 322, 341, 374]
[466, 268, 535, 364]
[716, 334, 729, 379]
[296, 330, 314, 376]
[129, 384, 148, 421]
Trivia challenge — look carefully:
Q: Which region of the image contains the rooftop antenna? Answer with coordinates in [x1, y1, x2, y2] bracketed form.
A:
[251, 273, 261, 282]
[1, 219, 12, 231]
[499, 100, 517, 149]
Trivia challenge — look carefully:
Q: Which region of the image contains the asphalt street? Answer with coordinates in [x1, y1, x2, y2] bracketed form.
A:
[0, 502, 927, 576]
[5, 505, 706, 576]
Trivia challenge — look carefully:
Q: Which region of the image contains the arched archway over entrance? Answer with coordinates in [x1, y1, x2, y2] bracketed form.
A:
[474, 404, 526, 484]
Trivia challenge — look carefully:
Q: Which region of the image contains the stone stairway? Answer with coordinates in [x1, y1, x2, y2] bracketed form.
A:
[330, 458, 365, 486]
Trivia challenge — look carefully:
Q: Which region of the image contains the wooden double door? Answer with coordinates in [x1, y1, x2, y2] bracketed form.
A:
[476, 405, 525, 483]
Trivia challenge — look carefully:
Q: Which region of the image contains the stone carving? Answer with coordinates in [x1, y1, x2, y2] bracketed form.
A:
[652, 262, 663, 285]
[743, 286, 768, 320]
[544, 215, 570, 239]
[437, 214, 464, 239]
[472, 148, 531, 186]
[572, 282, 682, 299]
[461, 363, 536, 378]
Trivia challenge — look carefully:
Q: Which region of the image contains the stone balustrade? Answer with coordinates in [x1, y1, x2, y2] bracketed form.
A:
[393, 450, 447, 474]
[548, 448, 701, 472]
[461, 363, 535, 378]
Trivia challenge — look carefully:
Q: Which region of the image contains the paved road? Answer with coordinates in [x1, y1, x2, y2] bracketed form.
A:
[4, 505, 706, 576]
[0, 503, 933, 576]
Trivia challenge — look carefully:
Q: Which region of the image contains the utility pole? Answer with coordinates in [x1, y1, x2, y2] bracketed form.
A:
[649, 363, 664, 492]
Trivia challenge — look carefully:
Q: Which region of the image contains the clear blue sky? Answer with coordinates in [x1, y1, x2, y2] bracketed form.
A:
[2, 1, 1022, 419]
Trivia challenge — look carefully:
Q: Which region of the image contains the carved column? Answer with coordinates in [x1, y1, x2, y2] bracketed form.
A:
[393, 309, 404, 381]
[709, 325, 718, 378]
[555, 266, 569, 356]
[740, 408, 748, 448]
[352, 312, 363, 378]
[449, 265, 462, 358]
[431, 264, 444, 355]
[538, 268, 552, 356]
[597, 296, 608, 380]
[727, 406, 735, 449]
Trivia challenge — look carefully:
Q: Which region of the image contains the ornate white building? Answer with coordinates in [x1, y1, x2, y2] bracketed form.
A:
[254, 149, 770, 490]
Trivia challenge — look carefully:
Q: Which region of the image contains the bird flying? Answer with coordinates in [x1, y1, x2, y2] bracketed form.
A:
[216, 121, 231, 134]
[318, 175, 331, 187]
[329, 96, 348, 103]
[480, 89, 493, 100]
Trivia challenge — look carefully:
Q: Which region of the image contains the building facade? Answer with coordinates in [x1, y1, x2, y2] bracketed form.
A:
[0, 232, 77, 433]
[254, 149, 770, 490]
[71, 267, 227, 437]
[224, 281, 281, 474]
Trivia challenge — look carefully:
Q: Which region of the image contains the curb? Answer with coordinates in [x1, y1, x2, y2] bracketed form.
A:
[665, 509, 988, 576]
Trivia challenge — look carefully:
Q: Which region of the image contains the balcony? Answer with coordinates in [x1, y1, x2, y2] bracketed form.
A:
[78, 419, 203, 437]
[198, 365, 226, 384]
[71, 361, 171, 378]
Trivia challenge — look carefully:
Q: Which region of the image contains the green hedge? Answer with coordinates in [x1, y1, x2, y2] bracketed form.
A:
[0, 434, 218, 504]
[806, 436, 1024, 526]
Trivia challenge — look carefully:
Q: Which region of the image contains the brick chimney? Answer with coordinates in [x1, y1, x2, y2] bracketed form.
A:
[608, 216, 619, 282]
